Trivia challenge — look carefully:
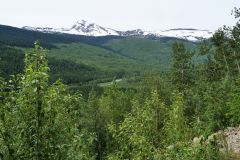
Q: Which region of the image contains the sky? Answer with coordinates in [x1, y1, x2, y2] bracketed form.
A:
[1, 0, 240, 31]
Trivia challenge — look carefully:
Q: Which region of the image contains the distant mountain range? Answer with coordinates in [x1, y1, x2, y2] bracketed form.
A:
[22, 20, 213, 41]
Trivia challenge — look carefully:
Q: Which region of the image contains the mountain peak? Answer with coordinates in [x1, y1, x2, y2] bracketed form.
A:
[68, 19, 118, 36]
[74, 20, 94, 27]
[77, 20, 87, 24]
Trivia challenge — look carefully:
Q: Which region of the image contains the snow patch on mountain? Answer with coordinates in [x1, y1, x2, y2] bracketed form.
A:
[146, 29, 212, 41]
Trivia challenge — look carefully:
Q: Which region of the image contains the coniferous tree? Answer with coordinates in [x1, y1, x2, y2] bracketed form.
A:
[171, 42, 195, 91]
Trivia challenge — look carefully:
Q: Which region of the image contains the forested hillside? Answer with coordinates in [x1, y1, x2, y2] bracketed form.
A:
[0, 24, 197, 84]
[0, 43, 108, 84]
[0, 8, 240, 160]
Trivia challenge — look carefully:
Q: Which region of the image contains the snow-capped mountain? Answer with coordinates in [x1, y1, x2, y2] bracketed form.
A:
[69, 20, 119, 36]
[22, 20, 119, 36]
[22, 20, 212, 41]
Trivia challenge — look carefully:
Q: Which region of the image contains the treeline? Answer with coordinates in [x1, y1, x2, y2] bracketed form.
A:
[0, 9, 240, 160]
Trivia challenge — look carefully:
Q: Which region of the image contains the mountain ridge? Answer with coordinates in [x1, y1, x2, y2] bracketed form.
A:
[22, 20, 213, 41]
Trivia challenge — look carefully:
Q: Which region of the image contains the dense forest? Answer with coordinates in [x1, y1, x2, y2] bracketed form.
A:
[0, 43, 116, 84]
[0, 8, 240, 160]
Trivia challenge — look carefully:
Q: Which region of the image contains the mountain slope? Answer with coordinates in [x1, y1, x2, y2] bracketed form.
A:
[103, 37, 197, 71]
[47, 42, 142, 73]
[0, 24, 197, 81]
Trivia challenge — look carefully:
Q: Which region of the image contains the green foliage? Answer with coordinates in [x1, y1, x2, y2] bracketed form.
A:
[161, 139, 222, 160]
[212, 26, 240, 77]
[202, 77, 233, 133]
[165, 93, 190, 145]
[108, 90, 166, 159]
[99, 82, 134, 124]
[0, 42, 96, 159]
[226, 77, 240, 125]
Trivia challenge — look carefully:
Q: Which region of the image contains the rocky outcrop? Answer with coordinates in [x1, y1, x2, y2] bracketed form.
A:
[193, 126, 240, 158]
[223, 127, 240, 154]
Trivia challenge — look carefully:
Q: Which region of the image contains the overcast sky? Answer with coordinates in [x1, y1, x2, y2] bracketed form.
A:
[1, 0, 240, 31]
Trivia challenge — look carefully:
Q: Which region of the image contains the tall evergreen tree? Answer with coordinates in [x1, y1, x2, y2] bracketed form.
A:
[171, 42, 195, 91]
